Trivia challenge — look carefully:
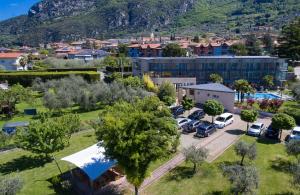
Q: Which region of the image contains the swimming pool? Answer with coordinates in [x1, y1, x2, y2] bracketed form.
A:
[235, 92, 281, 100]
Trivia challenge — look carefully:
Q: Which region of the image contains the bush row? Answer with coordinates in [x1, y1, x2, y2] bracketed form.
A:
[0, 71, 100, 87]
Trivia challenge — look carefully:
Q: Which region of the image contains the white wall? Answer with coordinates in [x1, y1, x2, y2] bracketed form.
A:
[186, 89, 235, 112]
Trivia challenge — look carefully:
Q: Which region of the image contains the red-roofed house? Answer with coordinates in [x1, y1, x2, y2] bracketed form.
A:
[128, 44, 163, 57]
[0, 53, 24, 70]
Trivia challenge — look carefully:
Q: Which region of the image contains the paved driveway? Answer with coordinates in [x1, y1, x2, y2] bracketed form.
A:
[178, 109, 272, 160]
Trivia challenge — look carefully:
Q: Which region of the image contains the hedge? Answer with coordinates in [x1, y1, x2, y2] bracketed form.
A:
[0, 71, 100, 87]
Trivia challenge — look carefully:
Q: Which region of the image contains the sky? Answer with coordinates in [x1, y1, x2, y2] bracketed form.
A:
[0, 0, 40, 21]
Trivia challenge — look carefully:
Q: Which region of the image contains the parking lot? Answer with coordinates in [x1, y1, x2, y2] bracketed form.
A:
[178, 108, 272, 161]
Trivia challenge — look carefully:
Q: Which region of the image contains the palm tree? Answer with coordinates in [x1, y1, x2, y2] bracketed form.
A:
[234, 79, 254, 103]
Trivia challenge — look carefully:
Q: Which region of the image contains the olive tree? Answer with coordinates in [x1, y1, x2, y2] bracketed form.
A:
[286, 140, 300, 163]
[240, 110, 258, 133]
[0, 175, 23, 195]
[203, 99, 224, 123]
[93, 96, 179, 195]
[272, 113, 296, 140]
[234, 141, 257, 166]
[222, 165, 259, 195]
[183, 145, 208, 174]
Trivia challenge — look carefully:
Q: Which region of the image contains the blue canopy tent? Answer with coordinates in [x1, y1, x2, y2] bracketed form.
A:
[61, 143, 117, 181]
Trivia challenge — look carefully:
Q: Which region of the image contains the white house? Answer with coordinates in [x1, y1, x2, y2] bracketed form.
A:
[0, 53, 24, 70]
[179, 83, 235, 112]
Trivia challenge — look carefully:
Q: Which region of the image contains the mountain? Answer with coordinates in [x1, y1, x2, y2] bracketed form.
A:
[0, 0, 299, 46]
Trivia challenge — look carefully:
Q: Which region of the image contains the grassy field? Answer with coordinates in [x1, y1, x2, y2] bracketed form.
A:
[0, 129, 97, 195]
[144, 136, 298, 195]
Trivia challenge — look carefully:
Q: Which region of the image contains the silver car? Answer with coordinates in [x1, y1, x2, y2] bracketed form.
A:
[247, 122, 265, 137]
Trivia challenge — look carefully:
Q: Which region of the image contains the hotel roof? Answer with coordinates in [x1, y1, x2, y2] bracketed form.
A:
[180, 83, 235, 93]
[136, 56, 281, 60]
[0, 53, 23, 59]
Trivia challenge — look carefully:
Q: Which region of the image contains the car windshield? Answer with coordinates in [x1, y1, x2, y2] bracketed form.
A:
[251, 124, 261, 129]
[179, 120, 186, 124]
[292, 130, 300, 136]
[216, 117, 225, 122]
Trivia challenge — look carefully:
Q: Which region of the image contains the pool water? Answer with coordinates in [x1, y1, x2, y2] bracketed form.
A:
[235, 92, 281, 100]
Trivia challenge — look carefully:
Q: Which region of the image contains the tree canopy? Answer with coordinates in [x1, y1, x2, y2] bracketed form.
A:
[183, 145, 208, 173]
[277, 17, 300, 61]
[203, 99, 224, 123]
[157, 81, 176, 106]
[209, 73, 223, 83]
[162, 43, 186, 57]
[245, 34, 262, 56]
[262, 75, 274, 90]
[286, 140, 300, 163]
[240, 110, 258, 132]
[229, 43, 248, 56]
[234, 79, 254, 102]
[93, 96, 179, 195]
[16, 114, 80, 157]
[181, 95, 194, 112]
[272, 113, 296, 139]
[234, 141, 257, 166]
[222, 165, 259, 195]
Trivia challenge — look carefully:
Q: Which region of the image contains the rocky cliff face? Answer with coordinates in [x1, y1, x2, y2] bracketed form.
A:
[28, 0, 97, 21]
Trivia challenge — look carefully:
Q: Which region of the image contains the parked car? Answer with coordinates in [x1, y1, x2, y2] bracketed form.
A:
[247, 122, 265, 137]
[214, 113, 234, 129]
[182, 120, 202, 134]
[188, 109, 205, 120]
[265, 125, 280, 140]
[194, 122, 217, 138]
[176, 118, 191, 129]
[289, 127, 300, 141]
[171, 106, 185, 117]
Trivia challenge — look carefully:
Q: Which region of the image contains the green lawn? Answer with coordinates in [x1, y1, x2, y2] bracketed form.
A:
[144, 136, 298, 195]
[0, 129, 97, 195]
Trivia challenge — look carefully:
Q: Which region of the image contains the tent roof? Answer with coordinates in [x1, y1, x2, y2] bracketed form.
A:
[61, 143, 117, 181]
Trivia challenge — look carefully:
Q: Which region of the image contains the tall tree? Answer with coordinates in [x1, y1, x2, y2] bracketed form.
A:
[162, 43, 186, 57]
[193, 35, 200, 43]
[277, 17, 300, 62]
[262, 75, 274, 90]
[203, 99, 224, 123]
[222, 165, 259, 195]
[16, 114, 79, 158]
[245, 34, 262, 56]
[240, 110, 258, 133]
[157, 81, 176, 106]
[229, 43, 248, 56]
[183, 145, 208, 174]
[262, 34, 274, 55]
[209, 73, 223, 83]
[234, 141, 257, 166]
[272, 113, 296, 140]
[93, 96, 179, 195]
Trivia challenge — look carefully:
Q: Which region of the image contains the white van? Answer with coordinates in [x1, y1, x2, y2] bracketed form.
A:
[214, 113, 234, 129]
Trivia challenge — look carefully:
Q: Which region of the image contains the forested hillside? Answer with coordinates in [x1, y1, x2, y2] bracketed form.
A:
[0, 0, 299, 46]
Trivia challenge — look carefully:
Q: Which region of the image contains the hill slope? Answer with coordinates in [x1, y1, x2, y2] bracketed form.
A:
[0, 0, 299, 46]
